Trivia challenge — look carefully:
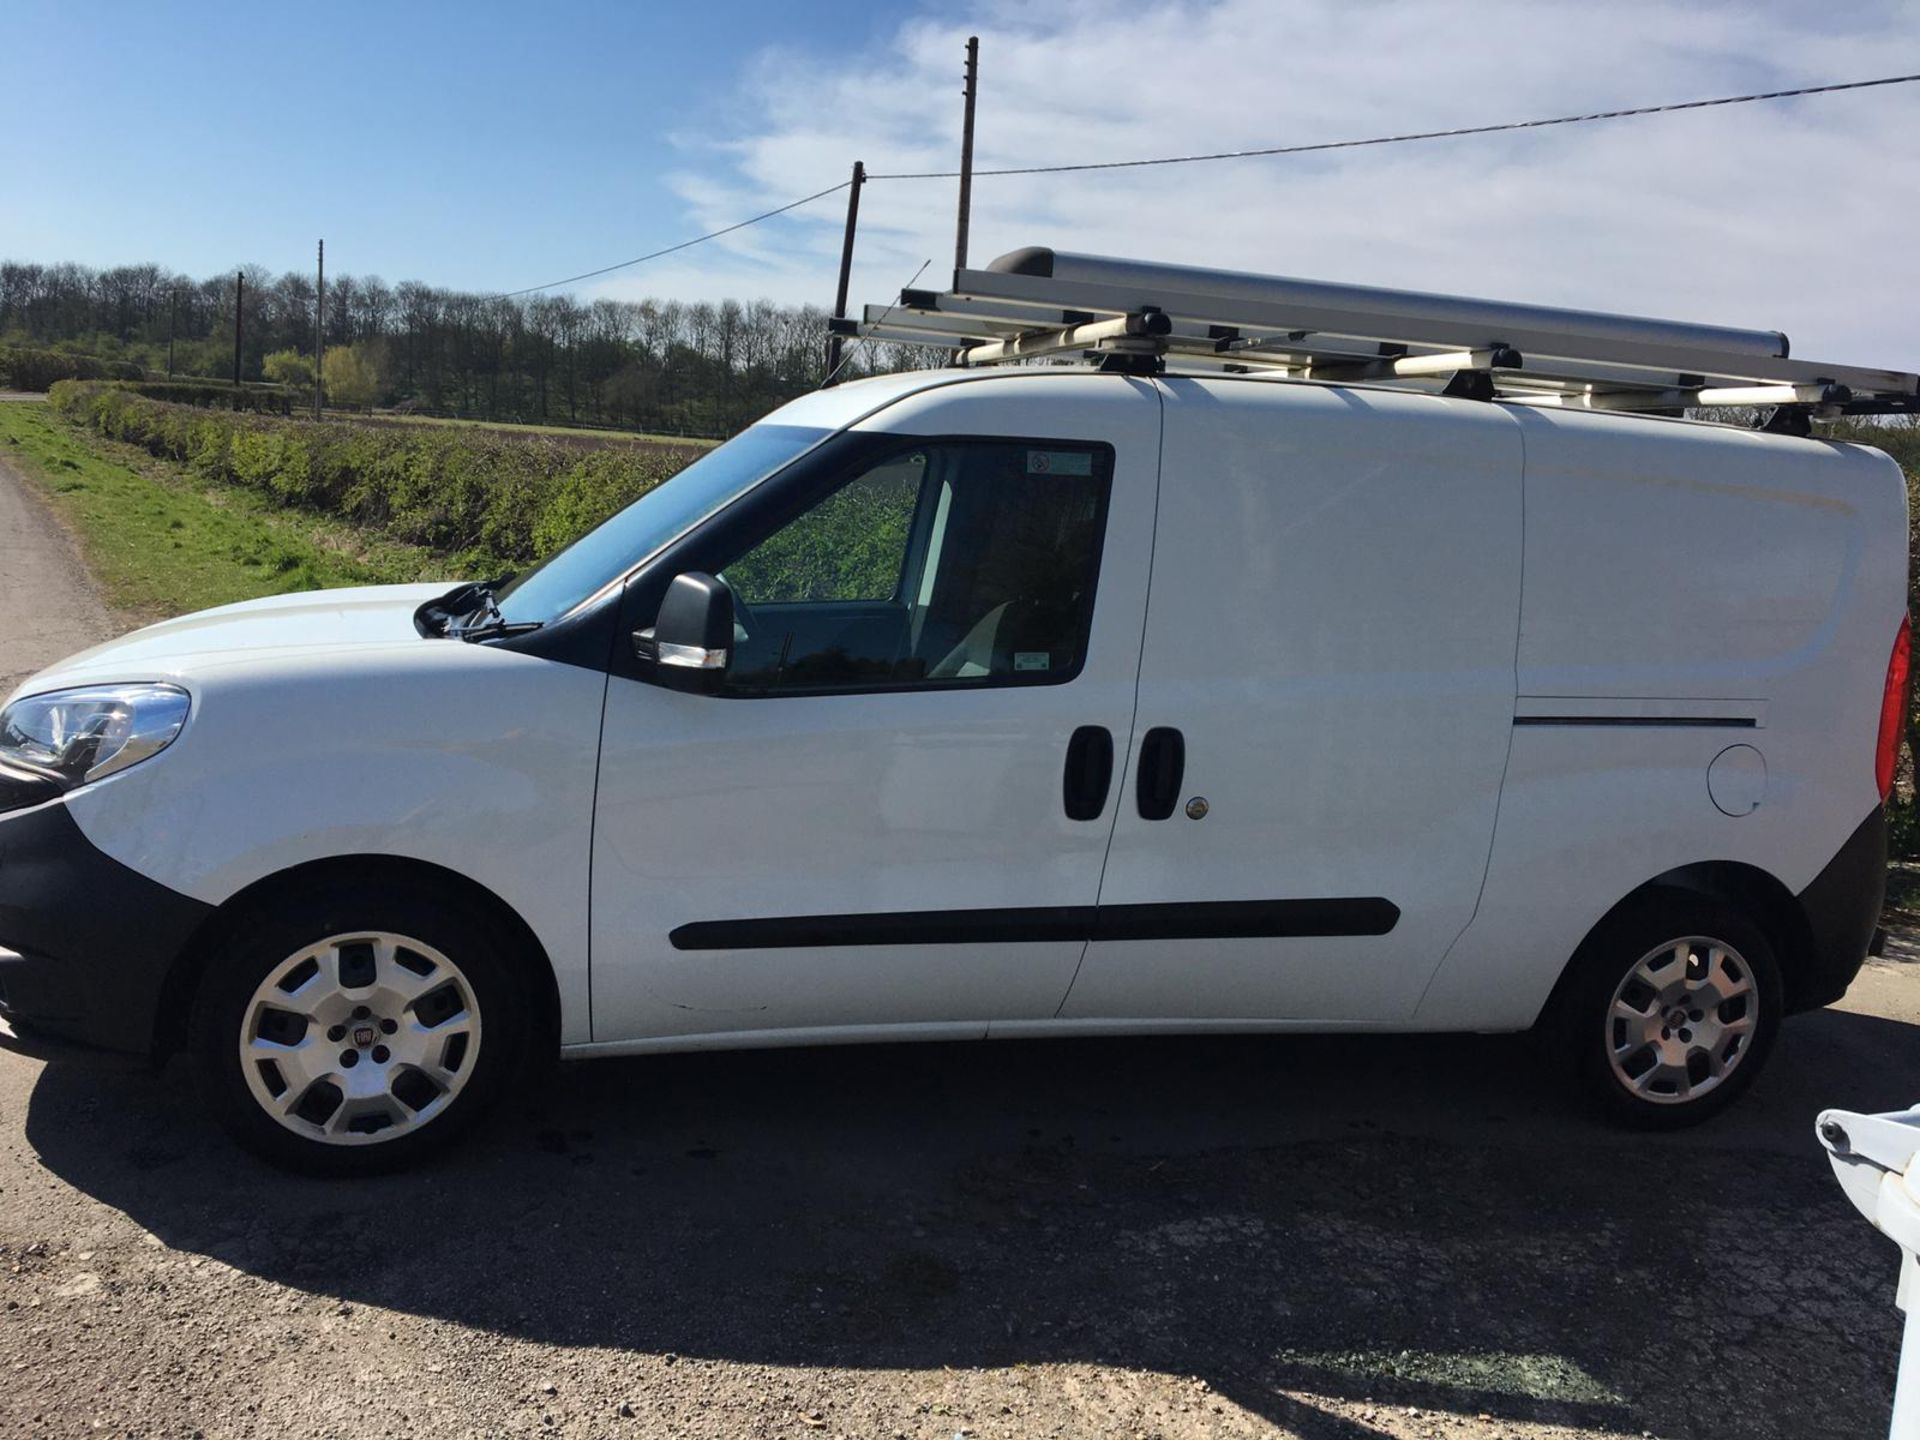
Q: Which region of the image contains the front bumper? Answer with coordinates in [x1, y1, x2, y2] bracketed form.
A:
[0, 798, 211, 1053]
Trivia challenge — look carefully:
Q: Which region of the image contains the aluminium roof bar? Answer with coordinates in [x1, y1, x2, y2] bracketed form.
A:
[961, 248, 1793, 367]
[844, 246, 1919, 417]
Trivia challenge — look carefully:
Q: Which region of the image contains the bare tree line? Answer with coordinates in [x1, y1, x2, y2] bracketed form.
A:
[0, 259, 935, 436]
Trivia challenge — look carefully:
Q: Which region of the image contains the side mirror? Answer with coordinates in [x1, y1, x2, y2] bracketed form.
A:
[635, 572, 734, 691]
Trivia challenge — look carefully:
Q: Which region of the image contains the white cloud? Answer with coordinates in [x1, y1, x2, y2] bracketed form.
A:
[589, 0, 1920, 368]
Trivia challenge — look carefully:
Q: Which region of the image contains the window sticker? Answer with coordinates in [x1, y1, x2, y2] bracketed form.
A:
[1027, 449, 1093, 476]
[1014, 651, 1052, 672]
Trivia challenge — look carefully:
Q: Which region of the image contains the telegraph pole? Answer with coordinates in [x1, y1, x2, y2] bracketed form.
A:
[166, 289, 177, 378]
[314, 239, 325, 419]
[232, 271, 244, 387]
[823, 160, 865, 385]
[954, 35, 979, 273]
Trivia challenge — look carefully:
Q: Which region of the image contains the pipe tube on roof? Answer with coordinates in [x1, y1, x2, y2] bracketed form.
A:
[986, 247, 1791, 361]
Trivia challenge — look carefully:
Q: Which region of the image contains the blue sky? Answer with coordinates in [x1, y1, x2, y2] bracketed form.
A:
[0, 0, 890, 291]
[7, 1, 1920, 364]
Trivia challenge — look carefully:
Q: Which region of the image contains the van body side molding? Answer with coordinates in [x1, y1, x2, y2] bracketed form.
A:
[1513, 715, 1758, 729]
[667, 897, 1399, 951]
[1513, 696, 1767, 729]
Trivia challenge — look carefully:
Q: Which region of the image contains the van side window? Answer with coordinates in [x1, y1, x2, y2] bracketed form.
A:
[726, 455, 925, 605]
[717, 439, 1111, 694]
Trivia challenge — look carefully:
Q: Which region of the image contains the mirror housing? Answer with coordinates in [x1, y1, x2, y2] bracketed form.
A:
[635, 572, 734, 691]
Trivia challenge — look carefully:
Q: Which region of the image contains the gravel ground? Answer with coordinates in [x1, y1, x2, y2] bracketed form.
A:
[0, 422, 120, 701]
[0, 448, 1913, 1439]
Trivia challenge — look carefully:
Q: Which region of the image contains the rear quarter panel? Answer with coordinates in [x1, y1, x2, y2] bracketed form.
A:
[1418, 411, 1907, 1029]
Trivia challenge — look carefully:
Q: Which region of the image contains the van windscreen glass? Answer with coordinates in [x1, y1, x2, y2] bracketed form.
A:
[493, 424, 829, 626]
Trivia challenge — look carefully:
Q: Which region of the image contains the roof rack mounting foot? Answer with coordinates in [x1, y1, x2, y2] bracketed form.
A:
[1097, 351, 1164, 377]
[1440, 370, 1497, 403]
[1759, 406, 1814, 437]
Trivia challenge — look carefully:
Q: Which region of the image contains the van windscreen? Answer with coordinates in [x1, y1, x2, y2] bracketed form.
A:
[493, 424, 830, 626]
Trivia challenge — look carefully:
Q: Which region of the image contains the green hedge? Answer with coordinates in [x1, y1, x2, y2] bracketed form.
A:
[0, 347, 143, 391]
[49, 381, 700, 568]
[117, 380, 295, 414]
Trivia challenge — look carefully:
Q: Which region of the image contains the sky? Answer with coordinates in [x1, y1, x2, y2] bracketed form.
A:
[6, 0, 1920, 366]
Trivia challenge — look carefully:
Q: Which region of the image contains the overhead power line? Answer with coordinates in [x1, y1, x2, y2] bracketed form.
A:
[498, 70, 1920, 296]
[494, 181, 852, 298]
[869, 71, 1920, 178]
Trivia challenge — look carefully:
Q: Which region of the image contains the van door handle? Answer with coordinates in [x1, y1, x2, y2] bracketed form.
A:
[1136, 726, 1186, 821]
[1063, 726, 1115, 821]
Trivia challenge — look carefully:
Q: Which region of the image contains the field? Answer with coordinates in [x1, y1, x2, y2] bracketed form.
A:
[26, 383, 912, 622]
[45, 381, 704, 584]
[0, 397, 446, 617]
[354, 410, 720, 449]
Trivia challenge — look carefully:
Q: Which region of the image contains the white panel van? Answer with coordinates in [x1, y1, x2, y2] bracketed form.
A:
[0, 252, 1909, 1173]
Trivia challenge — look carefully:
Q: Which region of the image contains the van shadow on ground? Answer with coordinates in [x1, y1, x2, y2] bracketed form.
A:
[18, 1006, 1914, 1440]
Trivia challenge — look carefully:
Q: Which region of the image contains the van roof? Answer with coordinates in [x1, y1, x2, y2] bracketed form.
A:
[792, 363, 1904, 455]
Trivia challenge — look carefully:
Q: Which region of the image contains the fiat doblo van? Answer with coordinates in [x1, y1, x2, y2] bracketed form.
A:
[0, 250, 1910, 1172]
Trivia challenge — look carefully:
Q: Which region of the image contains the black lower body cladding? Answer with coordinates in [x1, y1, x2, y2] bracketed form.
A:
[0, 800, 211, 1053]
[1790, 805, 1888, 1013]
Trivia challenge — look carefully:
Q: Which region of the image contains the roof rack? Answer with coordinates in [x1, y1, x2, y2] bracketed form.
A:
[835, 247, 1920, 430]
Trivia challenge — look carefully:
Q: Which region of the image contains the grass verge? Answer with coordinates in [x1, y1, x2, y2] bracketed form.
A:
[0, 399, 449, 620]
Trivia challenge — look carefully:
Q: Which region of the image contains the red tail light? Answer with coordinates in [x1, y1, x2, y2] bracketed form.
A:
[1877, 613, 1912, 802]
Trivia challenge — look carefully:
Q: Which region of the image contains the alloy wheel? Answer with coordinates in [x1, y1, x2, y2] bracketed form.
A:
[1605, 935, 1757, 1105]
[237, 931, 483, 1145]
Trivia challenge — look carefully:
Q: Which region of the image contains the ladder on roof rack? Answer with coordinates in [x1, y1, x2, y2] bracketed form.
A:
[832, 247, 1920, 426]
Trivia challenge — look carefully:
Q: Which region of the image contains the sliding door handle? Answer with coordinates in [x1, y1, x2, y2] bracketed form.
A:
[1063, 725, 1115, 821]
[1136, 726, 1186, 820]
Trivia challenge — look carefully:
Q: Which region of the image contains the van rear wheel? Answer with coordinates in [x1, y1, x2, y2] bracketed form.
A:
[1551, 892, 1783, 1128]
[189, 880, 526, 1175]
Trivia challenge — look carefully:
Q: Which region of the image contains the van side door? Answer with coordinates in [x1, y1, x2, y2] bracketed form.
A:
[588, 377, 1161, 1044]
[1057, 378, 1522, 1024]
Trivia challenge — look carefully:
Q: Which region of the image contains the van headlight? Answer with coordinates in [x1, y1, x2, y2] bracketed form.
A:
[0, 684, 191, 785]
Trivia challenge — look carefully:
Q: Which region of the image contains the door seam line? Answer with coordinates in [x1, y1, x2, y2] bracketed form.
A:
[1409, 408, 1528, 1021]
[1053, 377, 1166, 1020]
[583, 668, 612, 1043]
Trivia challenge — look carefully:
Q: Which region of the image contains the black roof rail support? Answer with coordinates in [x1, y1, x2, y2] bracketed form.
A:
[1760, 406, 1814, 437]
[1441, 370, 1497, 402]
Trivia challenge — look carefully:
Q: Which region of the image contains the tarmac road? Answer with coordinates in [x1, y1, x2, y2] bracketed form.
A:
[0, 439, 1912, 1439]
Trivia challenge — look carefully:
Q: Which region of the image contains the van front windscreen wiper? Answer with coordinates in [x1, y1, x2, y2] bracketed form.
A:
[412, 575, 530, 639]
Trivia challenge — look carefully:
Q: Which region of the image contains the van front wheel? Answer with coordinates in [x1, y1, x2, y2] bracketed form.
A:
[189, 881, 525, 1174]
[1553, 893, 1783, 1128]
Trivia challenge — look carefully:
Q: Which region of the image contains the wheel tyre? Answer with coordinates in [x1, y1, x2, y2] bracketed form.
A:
[189, 878, 528, 1176]
[1547, 890, 1783, 1130]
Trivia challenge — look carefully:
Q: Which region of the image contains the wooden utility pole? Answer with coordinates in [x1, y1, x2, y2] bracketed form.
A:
[954, 35, 979, 273]
[823, 160, 866, 385]
[166, 289, 176, 377]
[232, 271, 244, 387]
[314, 239, 325, 419]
